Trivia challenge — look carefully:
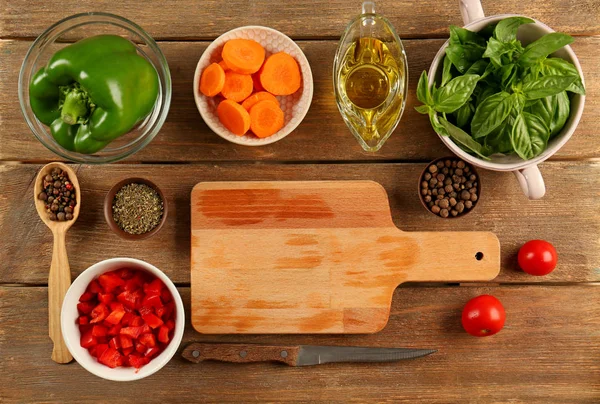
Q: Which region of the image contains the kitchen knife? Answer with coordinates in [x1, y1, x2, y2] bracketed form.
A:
[182, 342, 436, 366]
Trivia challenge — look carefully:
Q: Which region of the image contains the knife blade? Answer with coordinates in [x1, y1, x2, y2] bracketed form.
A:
[182, 342, 436, 366]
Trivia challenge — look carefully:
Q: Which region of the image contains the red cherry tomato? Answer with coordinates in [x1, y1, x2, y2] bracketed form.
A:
[461, 295, 506, 337]
[518, 240, 557, 276]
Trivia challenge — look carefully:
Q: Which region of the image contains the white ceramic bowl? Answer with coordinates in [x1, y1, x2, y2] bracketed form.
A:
[193, 26, 314, 146]
[428, 0, 585, 199]
[61, 258, 185, 381]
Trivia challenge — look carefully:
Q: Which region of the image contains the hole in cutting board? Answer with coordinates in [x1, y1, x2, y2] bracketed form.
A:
[475, 252, 484, 261]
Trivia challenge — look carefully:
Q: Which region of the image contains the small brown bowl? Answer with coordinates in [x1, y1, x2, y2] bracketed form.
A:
[104, 178, 168, 240]
[418, 156, 482, 219]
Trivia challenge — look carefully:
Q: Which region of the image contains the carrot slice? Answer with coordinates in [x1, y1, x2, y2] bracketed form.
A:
[259, 52, 301, 96]
[241, 91, 280, 111]
[217, 100, 251, 136]
[252, 70, 264, 92]
[221, 39, 265, 74]
[218, 60, 229, 71]
[249, 100, 284, 138]
[199, 63, 226, 97]
[220, 71, 253, 102]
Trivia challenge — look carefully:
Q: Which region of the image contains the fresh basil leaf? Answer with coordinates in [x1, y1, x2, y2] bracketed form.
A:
[542, 58, 586, 95]
[475, 86, 498, 107]
[449, 25, 487, 46]
[486, 109, 518, 154]
[438, 116, 491, 160]
[441, 56, 453, 87]
[494, 17, 534, 42]
[445, 43, 485, 73]
[433, 74, 480, 113]
[471, 91, 515, 138]
[500, 63, 518, 89]
[527, 91, 570, 138]
[510, 112, 550, 160]
[522, 75, 577, 99]
[479, 23, 497, 40]
[455, 101, 474, 129]
[518, 32, 574, 67]
[465, 59, 489, 76]
[415, 105, 431, 114]
[416, 71, 433, 105]
[483, 37, 516, 66]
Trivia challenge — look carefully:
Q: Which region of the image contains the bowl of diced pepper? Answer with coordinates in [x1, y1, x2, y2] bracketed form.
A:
[61, 257, 184, 381]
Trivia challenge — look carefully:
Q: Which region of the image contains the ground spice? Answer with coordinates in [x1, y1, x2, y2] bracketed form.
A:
[112, 183, 163, 234]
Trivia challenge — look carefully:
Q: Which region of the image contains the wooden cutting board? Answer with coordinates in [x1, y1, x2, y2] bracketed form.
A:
[191, 181, 500, 334]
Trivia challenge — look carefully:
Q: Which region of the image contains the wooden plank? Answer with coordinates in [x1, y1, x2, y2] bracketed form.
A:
[1, 161, 598, 284]
[1, 285, 598, 402]
[1, 36, 599, 162]
[2, 0, 599, 40]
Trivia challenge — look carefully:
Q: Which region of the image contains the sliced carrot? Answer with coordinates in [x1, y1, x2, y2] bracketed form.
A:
[249, 100, 284, 138]
[259, 52, 301, 96]
[220, 71, 253, 102]
[199, 63, 226, 97]
[241, 91, 280, 111]
[221, 39, 265, 74]
[218, 60, 229, 71]
[217, 100, 251, 136]
[252, 70, 264, 92]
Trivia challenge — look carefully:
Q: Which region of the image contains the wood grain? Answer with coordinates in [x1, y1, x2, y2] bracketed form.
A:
[1, 161, 598, 285]
[1, 285, 598, 403]
[1, 0, 599, 40]
[1, 36, 599, 162]
[191, 181, 499, 333]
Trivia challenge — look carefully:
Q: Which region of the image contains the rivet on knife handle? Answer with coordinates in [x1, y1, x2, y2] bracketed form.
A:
[182, 343, 300, 366]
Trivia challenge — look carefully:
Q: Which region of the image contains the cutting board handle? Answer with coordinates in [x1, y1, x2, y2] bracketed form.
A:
[400, 231, 500, 283]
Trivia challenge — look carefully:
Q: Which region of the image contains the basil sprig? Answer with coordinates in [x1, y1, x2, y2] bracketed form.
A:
[415, 16, 585, 161]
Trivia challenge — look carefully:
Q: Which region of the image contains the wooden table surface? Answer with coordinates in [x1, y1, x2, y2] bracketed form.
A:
[1, 1, 599, 402]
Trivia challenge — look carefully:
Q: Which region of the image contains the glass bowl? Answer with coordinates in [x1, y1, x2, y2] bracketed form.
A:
[18, 12, 171, 164]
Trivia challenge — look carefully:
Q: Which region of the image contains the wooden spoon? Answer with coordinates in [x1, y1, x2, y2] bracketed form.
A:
[34, 162, 81, 364]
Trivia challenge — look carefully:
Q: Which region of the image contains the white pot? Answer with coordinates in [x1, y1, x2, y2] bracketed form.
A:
[427, 0, 586, 199]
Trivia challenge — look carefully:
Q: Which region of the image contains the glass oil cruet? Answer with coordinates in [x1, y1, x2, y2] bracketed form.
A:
[333, 1, 408, 152]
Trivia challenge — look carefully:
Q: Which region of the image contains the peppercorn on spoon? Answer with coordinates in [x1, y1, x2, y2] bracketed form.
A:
[34, 162, 81, 364]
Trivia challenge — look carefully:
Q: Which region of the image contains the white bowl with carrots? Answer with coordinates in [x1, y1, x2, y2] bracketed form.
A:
[193, 26, 313, 145]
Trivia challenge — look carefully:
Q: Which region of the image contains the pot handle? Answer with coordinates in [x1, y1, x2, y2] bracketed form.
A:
[459, 0, 485, 25]
[513, 165, 546, 200]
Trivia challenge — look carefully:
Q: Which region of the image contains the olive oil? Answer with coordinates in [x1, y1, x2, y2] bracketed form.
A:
[334, 2, 408, 152]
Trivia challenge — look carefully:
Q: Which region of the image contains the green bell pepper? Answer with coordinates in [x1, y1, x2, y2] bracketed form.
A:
[29, 35, 159, 154]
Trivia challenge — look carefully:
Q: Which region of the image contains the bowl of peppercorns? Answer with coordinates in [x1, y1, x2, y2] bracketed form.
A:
[419, 157, 480, 218]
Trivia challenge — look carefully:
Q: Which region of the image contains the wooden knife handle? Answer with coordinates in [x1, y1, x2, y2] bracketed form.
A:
[182, 343, 300, 366]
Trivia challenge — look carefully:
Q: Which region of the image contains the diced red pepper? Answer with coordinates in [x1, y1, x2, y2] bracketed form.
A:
[144, 279, 164, 296]
[124, 272, 145, 291]
[117, 290, 138, 310]
[120, 326, 143, 339]
[79, 324, 92, 334]
[122, 347, 134, 356]
[107, 323, 122, 336]
[120, 334, 133, 349]
[135, 341, 147, 354]
[90, 303, 109, 324]
[99, 347, 123, 368]
[138, 333, 156, 348]
[121, 312, 134, 326]
[129, 354, 150, 369]
[77, 302, 95, 315]
[98, 292, 113, 305]
[165, 319, 175, 331]
[161, 302, 175, 321]
[142, 313, 164, 329]
[105, 304, 126, 325]
[118, 268, 134, 280]
[145, 346, 161, 358]
[92, 325, 108, 337]
[142, 294, 162, 309]
[161, 288, 173, 303]
[98, 272, 126, 293]
[79, 291, 96, 302]
[138, 305, 153, 317]
[86, 279, 102, 294]
[109, 336, 121, 350]
[96, 336, 109, 344]
[80, 329, 96, 349]
[157, 325, 170, 343]
[130, 316, 144, 327]
[78, 315, 89, 325]
[140, 323, 151, 335]
[95, 343, 109, 358]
